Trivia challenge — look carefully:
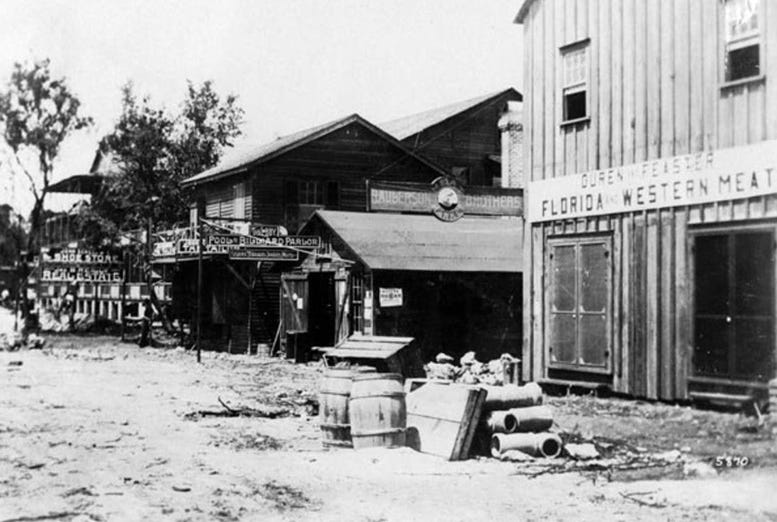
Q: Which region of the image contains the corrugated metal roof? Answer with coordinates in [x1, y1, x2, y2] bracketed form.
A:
[310, 210, 522, 272]
[181, 114, 447, 187]
[380, 88, 521, 141]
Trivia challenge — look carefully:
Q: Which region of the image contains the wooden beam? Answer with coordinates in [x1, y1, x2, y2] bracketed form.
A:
[220, 258, 250, 289]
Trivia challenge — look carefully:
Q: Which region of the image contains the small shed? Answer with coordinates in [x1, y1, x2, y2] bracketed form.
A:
[280, 210, 523, 363]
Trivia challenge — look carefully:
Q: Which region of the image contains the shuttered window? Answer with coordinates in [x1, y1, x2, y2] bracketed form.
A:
[548, 235, 611, 371]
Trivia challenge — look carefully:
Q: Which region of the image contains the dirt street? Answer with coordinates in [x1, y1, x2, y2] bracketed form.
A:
[1, 329, 777, 520]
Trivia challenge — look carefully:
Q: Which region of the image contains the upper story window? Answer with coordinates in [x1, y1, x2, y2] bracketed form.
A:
[724, 0, 761, 82]
[560, 41, 589, 123]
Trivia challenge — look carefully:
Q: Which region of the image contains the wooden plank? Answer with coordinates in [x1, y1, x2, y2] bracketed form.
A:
[645, 0, 661, 160]
[349, 334, 414, 343]
[645, 211, 659, 399]
[674, 209, 689, 399]
[632, 212, 647, 396]
[673, 0, 690, 155]
[543, 0, 555, 180]
[748, 83, 766, 143]
[659, 210, 675, 399]
[620, 214, 632, 393]
[688, 0, 703, 152]
[553, 0, 566, 178]
[532, 225, 545, 381]
[633, 0, 648, 162]
[610, 0, 623, 167]
[406, 383, 486, 460]
[659, 0, 674, 157]
[701, 1, 718, 150]
[598, 0, 612, 170]
[733, 85, 749, 147]
[532, 1, 545, 185]
[612, 215, 624, 391]
[622, 0, 636, 165]
[587, 0, 599, 171]
[766, 0, 777, 139]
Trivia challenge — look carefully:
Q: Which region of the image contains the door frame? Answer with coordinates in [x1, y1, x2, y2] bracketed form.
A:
[689, 221, 777, 384]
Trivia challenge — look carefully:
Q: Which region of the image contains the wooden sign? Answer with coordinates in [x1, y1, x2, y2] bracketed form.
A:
[528, 139, 777, 222]
[370, 180, 523, 219]
[228, 247, 299, 261]
[41, 248, 120, 265]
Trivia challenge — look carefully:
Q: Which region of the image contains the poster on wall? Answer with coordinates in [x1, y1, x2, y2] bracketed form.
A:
[379, 287, 403, 307]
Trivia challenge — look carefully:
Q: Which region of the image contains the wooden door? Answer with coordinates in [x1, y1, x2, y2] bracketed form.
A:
[693, 227, 776, 382]
[280, 274, 308, 334]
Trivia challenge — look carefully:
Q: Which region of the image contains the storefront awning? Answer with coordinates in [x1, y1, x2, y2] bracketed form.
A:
[308, 210, 522, 273]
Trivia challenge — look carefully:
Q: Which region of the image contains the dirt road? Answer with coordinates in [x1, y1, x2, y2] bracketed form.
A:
[1, 331, 776, 521]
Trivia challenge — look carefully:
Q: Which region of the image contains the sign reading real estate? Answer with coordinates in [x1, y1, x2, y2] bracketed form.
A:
[40, 248, 123, 283]
[528, 139, 777, 222]
[379, 287, 403, 308]
[370, 180, 523, 220]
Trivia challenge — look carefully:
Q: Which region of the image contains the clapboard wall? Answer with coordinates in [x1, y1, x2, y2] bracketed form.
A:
[519, 0, 777, 399]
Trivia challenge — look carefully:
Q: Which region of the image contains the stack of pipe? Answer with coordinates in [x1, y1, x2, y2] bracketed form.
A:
[480, 382, 562, 459]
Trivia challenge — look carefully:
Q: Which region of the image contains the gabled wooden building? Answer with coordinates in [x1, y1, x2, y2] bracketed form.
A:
[176, 114, 447, 352]
[381, 88, 522, 187]
[517, 0, 777, 402]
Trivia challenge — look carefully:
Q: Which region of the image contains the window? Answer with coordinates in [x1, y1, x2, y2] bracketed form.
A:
[326, 181, 340, 208]
[724, 0, 761, 82]
[561, 42, 589, 122]
[299, 180, 324, 205]
[548, 236, 610, 371]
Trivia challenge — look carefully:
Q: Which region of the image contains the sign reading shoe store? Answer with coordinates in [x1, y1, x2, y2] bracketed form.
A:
[369, 178, 523, 222]
[528, 140, 777, 223]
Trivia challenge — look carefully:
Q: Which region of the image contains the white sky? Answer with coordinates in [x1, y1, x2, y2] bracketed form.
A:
[0, 0, 523, 216]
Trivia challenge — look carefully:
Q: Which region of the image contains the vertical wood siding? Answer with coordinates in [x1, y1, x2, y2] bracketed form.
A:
[522, 0, 777, 398]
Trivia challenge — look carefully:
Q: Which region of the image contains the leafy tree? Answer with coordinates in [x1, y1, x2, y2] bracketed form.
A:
[0, 204, 26, 266]
[82, 80, 244, 242]
[0, 58, 92, 253]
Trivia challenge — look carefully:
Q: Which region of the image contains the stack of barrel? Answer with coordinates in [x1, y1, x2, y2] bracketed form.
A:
[480, 382, 562, 459]
[319, 368, 406, 449]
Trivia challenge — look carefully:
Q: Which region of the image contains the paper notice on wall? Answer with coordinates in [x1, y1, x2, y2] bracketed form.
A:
[379, 288, 403, 307]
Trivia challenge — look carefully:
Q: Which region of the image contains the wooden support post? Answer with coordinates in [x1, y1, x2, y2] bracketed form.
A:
[120, 251, 127, 341]
[196, 219, 203, 363]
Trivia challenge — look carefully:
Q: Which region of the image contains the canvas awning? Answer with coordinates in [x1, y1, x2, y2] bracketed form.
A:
[306, 210, 523, 273]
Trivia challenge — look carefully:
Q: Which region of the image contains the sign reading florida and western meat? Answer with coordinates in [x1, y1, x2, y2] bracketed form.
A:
[528, 139, 777, 223]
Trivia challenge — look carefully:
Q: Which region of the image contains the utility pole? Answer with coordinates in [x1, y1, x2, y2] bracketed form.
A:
[196, 218, 203, 363]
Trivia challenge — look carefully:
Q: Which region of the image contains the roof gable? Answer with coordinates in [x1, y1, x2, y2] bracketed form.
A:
[182, 114, 446, 186]
[380, 88, 521, 141]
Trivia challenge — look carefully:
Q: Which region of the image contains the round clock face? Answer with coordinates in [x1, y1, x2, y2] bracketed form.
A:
[437, 187, 459, 210]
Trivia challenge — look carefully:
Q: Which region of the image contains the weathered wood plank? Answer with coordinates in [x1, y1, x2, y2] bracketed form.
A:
[701, 1, 717, 150]
[660, 210, 675, 399]
[659, 0, 674, 157]
[645, 211, 660, 399]
[674, 209, 689, 399]
[633, 0, 648, 162]
[688, 0, 703, 152]
[673, 0, 690, 155]
[645, 0, 661, 160]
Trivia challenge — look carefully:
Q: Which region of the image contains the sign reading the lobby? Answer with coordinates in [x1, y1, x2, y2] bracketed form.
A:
[370, 179, 523, 220]
[527, 140, 777, 222]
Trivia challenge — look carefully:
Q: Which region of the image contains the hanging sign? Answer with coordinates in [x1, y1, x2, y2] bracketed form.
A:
[379, 287, 403, 307]
[528, 139, 777, 222]
[228, 248, 299, 261]
[370, 179, 523, 220]
[41, 248, 121, 265]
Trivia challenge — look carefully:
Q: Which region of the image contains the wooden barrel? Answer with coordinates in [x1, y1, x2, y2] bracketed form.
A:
[319, 367, 375, 447]
[349, 373, 406, 449]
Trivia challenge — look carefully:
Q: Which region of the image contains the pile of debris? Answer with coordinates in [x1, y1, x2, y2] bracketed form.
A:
[424, 351, 519, 386]
[0, 332, 45, 351]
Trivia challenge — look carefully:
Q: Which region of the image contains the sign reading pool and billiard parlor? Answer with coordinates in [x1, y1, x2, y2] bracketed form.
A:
[528, 139, 777, 222]
[369, 178, 523, 222]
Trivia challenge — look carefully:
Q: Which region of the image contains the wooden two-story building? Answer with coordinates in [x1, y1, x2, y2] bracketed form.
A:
[177, 114, 447, 352]
[517, 0, 777, 403]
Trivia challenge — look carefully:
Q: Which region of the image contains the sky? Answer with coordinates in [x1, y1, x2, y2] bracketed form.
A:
[0, 0, 523, 216]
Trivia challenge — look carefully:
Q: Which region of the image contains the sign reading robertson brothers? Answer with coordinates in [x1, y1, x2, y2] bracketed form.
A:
[370, 179, 523, 221]
[528, 140, 777, 223]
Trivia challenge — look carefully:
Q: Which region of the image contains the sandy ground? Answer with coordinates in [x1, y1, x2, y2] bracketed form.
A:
[1, 309, 777, 521]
